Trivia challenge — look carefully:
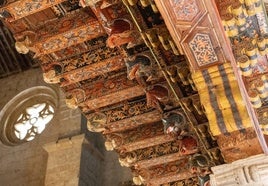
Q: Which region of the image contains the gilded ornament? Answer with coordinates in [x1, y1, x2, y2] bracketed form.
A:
[140, 0, 150, 7]
[248, 89, 262, 108]
[237, 55, 252, 77]
[255, 79, 268, 99]
[245, 43, 258, 66]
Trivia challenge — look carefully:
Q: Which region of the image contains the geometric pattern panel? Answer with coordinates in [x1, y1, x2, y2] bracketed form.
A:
[170, 0, 199, 22]
[189, 33, 218, 66]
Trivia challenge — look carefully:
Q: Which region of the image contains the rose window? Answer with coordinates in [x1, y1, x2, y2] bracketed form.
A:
[0, 86, 58, 145]
[14, 103, 55, 141]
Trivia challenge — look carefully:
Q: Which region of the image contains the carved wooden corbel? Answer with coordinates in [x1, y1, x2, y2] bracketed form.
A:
[86, 112, 107, 132]
[132, 175, 145, 185]
[65, 95, 79, 109]
[106, 18, 135, 48]
[145, 84, 170, 112]
[177, 66, 190, 86]
[119, 152, 137, 167]
[189, 154, 212, 185]
[161, 111, 188, 139]
[126, 54, 158, 87]
[43, 63, 63, 84]
[257, 107, 268, 135]
[14, 31, 37, 54]
[104, 133, 123, 150]
[65, 89, 86, 109]
[188, 74, 197, 91]
[43, 70, 61, 84]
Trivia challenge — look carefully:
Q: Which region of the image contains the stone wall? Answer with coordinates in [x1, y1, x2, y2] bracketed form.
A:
[0, 68, 81, 186]
[79, 140, 104, 186]
[103, 151, 133, 186]
[0, 68, 132, 186]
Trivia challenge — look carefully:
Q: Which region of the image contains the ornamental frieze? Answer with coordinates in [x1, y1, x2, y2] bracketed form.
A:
[64, 73, 137, 101]
[216, 128, 257, 149]
[41, 35, 112, 68]
[105, 122, 164, 145]
[119, 137, 198, 166]
[62, 73, 144, 110]
[119, 135, 176, 153]
[34, 9, 95, 40]
[104, 122, 170, 151]
[160, 177, 199, 186]
[44, 56, 125, 86]
[34, 22, 104, 56]
[86, 99, 154, 134]
[102, 98, 153, 123]
[61, 69, 126, 92]
[104, 110, 161, 133]
[60, 46, 121, 73]
[44, 35, 108, 62]
[0, 0, 66, 21]
[86, 85, 145, 110]
[14, 9, 105, 56]
[135, 158, 194, 185]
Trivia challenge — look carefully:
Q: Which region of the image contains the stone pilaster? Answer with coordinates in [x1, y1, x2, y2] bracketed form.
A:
[210, 154, 268, 186]
[43, 134, 85, 186]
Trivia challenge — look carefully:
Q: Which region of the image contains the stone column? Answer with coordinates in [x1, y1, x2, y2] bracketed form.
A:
[210, 154, 268, 186]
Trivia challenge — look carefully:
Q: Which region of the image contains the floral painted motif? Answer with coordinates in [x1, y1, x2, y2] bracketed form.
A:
[35, 22, 104, 55]
[170, 0, 199, 21]
[189, 33, 218, 66]
[2, 0, 66, 20]
[103, 99, 153, 123]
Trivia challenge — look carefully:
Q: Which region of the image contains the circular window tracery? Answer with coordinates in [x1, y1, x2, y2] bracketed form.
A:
[0, 86, 58, 145]
[14, 103, 55, 141]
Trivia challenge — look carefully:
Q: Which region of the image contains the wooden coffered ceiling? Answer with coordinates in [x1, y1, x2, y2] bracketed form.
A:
[1, 0, 267, 185]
